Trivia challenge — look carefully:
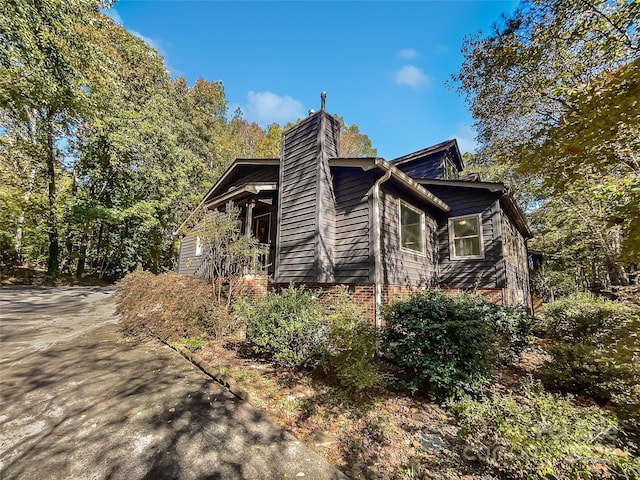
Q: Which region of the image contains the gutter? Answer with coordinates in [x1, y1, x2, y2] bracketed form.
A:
[371, 169, 392, 329]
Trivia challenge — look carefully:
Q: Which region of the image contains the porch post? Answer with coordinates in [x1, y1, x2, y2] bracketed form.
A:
[245, 200, 255, 237]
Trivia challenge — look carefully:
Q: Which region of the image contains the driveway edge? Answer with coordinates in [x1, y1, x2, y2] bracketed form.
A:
[159, 337, 251, 401]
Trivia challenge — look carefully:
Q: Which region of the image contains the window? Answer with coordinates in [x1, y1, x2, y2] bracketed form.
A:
[400, 202, 425, 254]
[449, 214, 483, 259]
[195, 236, 202, 256]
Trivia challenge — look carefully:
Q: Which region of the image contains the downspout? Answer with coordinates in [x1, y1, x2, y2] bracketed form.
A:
[372, 168, 392, 329]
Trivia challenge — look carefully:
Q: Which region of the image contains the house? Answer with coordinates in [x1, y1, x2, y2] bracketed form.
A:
[176, 95, 532, 323]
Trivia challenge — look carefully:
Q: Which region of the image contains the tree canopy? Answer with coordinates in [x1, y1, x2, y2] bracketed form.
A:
[0, 1, 376, 279]
[455, 0, 639, 286]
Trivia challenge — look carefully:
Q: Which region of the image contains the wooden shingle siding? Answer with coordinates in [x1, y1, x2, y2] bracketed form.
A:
[276, 112, 340, 283]
[428, 185, 500, 288]
[379, 186, 438, 286]
[333, 169, 375, 283]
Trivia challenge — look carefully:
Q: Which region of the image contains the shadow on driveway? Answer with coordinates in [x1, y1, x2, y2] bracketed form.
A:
[0, 288, 346, 479]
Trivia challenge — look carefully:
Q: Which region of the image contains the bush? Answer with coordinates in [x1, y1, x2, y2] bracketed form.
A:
[381, 290, 533, 398]
[454, 380, 640, 479]
[116, 271, 239, 340]
[319, 287, 381, 390]
[245, 285, 326, 368]
[540, 293, 640, 441]
[180, 333, 206, 352]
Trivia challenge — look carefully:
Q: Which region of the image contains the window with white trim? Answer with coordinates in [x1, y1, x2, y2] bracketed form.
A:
[195, 236, 202, 256]
[449, 214, 484, 259]
[400, 202, 425, 254]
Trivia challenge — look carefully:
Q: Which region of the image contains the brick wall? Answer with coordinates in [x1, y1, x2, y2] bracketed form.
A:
[271, 282, 377, 322]
[267, 282, 520, 323]
[241, 274, 269, 298]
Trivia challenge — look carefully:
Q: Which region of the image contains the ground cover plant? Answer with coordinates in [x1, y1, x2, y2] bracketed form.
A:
[539, 293, 640, 442]
[455, 380, 640, 479]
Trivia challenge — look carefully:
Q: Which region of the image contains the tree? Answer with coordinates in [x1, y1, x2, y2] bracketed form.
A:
[333, 115, 377, 157]
[0, 0, 102, 274]
[454, 0, 639, 285]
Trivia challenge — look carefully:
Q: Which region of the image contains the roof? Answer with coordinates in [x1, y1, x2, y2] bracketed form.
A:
[173, 158, 279, 234]
[329, 157, 450, 212]
[391, 139, 464, 173]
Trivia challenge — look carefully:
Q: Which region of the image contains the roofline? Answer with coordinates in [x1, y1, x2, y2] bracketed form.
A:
[174, 158, 279, 234]
[205, 182, 277, 209]
[415, 178, 532, 238]
[390, 139, 464, 171]
[330, 157, 450, 212]
[415, 178, 506, 193]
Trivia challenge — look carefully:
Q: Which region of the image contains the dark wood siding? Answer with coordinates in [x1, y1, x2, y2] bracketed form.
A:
[177, 230, 205, 276]
[317, 114, 339, 281]
[428, 185, 500, 288]
[276, 112, 340, 283]
[395, 152, 445, 179]
[277, 118, 318, 282]
[379, 186, 438, 286]
[333, 169, 375, 282]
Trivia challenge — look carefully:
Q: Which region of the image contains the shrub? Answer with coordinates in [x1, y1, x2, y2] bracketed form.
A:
[319, 287, 381, 390]
[381, 290, 532, 398]
[180, 333, 206, 352]
[245, 285, 326, 368]
[116, 271, 238, 340]
[539, 293, 640, 441]
[454, 380, 640, 479]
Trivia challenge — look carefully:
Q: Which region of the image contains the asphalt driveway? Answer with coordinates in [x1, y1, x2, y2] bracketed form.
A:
[0, 286, 347, 479]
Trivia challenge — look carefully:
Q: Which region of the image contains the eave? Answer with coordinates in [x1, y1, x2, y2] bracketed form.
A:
[330, 157, 450, 212]
[173, 158, 279, 235]
[416, 178, 532, 238]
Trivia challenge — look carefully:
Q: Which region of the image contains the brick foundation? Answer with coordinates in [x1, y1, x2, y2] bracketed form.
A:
[241, 274, 269, 298]
[271, 282, 377, 323]
[266, 282, 524, 323]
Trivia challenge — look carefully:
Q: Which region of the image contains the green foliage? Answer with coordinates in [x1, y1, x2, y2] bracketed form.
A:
[540, 294, 640, 440]
[381, 290, 532, 398]
[116, 271, 238, 341]
[245, 286, 382, 389]
[454, 0, 639, 286]
[319, 287, 381, 390]
[454, 380, 640, 479]
[245, 285, 326, 368]
[530, 268, 581, 302]
[180, 333, 206, 352]
[194, 207, 266, 308]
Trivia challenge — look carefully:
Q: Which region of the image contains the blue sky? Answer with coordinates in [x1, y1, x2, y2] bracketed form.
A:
[106, 1, 517, 159]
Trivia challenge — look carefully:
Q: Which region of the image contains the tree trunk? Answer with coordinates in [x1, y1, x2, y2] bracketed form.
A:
[76, 223, 89, 278]
[15, 112, 39, 263]
[45, 115, 59, 275]
[604, 255, 621, 286]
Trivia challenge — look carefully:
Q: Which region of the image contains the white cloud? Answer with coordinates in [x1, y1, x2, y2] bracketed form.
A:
[394, 65, 430, 90]
[243, 91, 305, 126]
[452, 123, 478, 154]
[398, 48, 417, 60]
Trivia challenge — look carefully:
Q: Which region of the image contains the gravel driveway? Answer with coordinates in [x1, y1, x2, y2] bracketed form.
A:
[0, 286, 346, 479]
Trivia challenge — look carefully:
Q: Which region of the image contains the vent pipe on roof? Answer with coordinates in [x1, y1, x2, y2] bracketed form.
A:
[320, 91, 326, 111]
